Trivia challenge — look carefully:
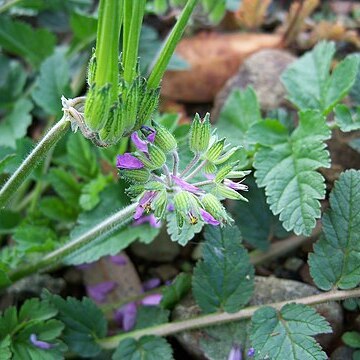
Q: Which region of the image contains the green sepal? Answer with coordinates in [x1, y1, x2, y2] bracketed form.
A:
[126, 184, 145, 197]
[153, 190, 168, 219]
[189, 113, 211, 153]
[174, 191, 202, 228]
[213, 184, 248, 201]
[99, 102, 125, 144]
[144, 181, 166, 191]
[123, 77, 140, 134]
[206, 138, 225, 162]
[120, 168, 150, 183]
[204, 162, 217, 174]
[227, 170, 252, 179]
[215, 162, 239, 183]
[136, 86, 160, 129]
[213, 146, 240, 165]
[152, 121, 178, 153]
[201, 193, 233, 224]
[147, 143, 167, 169]
[87, 49, 97, 87]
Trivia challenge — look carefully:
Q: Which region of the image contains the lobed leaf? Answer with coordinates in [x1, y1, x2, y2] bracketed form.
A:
[334, 104, 360, 132]
[160, 273, 191, 310]
[192, 226, 254, 313]
[309, 170, 360, 290]
[249, 110, 331, 235]
[250, 303, 331, 360]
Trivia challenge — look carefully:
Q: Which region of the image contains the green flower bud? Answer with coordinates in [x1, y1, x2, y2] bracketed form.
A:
[152, 121, 177, 153]
[213, 146, 240, 165]
[204, 162, 217, 174]
[144, 181, 166, 191]
[138, 144, 166, 170]
[215, 162, 239, 183]
[226, 170, 252, 179]
[126, 184, 145, 197]
[123, 78, 140, 135]
[84, 84, 112, 132]
[120, 168, 150, 183]
[213, 184, 248, 201]
[153, 190, 168, 219]
[206, 138, 225, 162]
[87, 50, 96, 87]
[189, 113, 211, 153]
[174, 191, 201, 227]
[99, 103, 125, 144]
[201, 193, 233, 224]
[136, 86, 160, 129]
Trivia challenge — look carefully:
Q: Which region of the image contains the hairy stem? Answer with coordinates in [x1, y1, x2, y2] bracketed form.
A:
[6, 202, 138, 286]
[0, 0, 21, 13]
[0, 116, 70, 208]
[184, 160, 207, 180]
[98, 287, 360, 349]
[180, 153, 200, 177]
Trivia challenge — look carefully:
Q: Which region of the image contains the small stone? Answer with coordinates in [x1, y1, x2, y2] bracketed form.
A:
[212, 49, 296, 117]
[173, 276, 343, 358]
[284, 257, 304, 272]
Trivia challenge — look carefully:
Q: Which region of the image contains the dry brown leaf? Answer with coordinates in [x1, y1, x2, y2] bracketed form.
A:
[235, 0, 272, 30]
[161, 32, 282, 103]
[282, 0, 320, 46]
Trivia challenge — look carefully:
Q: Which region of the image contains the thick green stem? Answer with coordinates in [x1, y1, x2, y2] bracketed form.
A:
[0, 117, 69, 209]
[0, 0, 21, 13]
[98, 287, 360, 349]
[147, 0, 198, 89]
[7, 202, 138, 285]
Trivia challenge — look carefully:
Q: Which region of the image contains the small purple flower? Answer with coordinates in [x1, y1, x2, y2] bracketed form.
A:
[228, 345, 242, 360]
[134, 214, 162, 228]
[30, 334, 53, 350]
[224, 179, 248, 191]
[142, 126, 156, 143]
[247, 348, 255, 357]
[114, 302, 137, 331]
[116, 153, 144, 170]
[200, 208, 220, 226]
[110, 255, 127, 266]
[134, 191, 157, 220]
[141, 294, 163, 306]
[167, 203, 175, 212]
[131, 132, 148, 153]
[142, 278, 161, 291]
[86, 281, 117, 303]
[171, 175, 200, 194]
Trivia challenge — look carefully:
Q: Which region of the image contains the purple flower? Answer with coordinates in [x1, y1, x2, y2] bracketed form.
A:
[110, 255, 127, 266]
[228, 345, 242, 360]
[247, 348, 255, 357]
[114, 302, 137, 331]
[142, 126, 156, 143]
[116, 153, 144, 170]
[224, 179, 248, 191]
[30, 334, 53, 350]
[131, 132, 148, 153]
[86, 281, 117, 303]
[167, 203, 175, 212]
[141, 294, 163, 306]
[171, 175, 200, 194]
[134, 214, 162, 228]
[200, 208, 220, 226]
[134, 191, 157, 220]
[142, 278, 161, 291]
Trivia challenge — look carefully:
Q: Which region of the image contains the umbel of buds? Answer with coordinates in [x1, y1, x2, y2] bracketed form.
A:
[116, 113, 250, 236]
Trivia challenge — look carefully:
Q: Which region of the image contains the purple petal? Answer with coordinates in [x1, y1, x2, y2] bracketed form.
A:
[171, 175, 200, 193]
[228, 345, 242, 360]
[142, 278, 161, 291]
[134, 214, 162, 228]
[247, 348, 255, 357]
[204, 173, 215, 180]
[86, 281, 117, 303]
[224, 179, 248, 191]
[30, 334, 53, 350]
[141, 294, 163, 306]
[110, 255, 127, 266]
[116, 153, 144, 170]
[167, 203, 175, 212]
[114, 302, 137, 331]
[134, 205, 145, 220]
[139, 191, 156, 206]
[131, 132, 148, 153]
[200, 209, 220, 226]
[142, 126, 156, 143]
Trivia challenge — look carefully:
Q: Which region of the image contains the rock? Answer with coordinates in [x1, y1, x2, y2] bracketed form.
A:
[161, 32, 282, 103]
[212, 49, 296, 118]
[173, 276, 343, 359]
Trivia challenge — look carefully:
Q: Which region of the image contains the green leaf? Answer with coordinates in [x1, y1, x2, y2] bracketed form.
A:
[249, 110, 331, 235]
[166, 211, 203, 246]
[112, 336, 174, 360]
[67, 132, 98, 180]
[342, 332, 360, 349]
[160, 273, 191, 310]
[229, 176, 289, 251]
[134, 306, 170, 330]
[69, 11, 97, 52]
[282, 41, 360, 114]
[216, 87, 262, 149]
[309, 170, 360, 290]
[0, 335, 11, 359]
[0, 55, 27, 108]
[0, 17, 55, 68]
[0, 209, 21, 235]
[250, 304, 332, 360]
[350, 58, 360, 105]
[32, 51, 72, 116]
[0, 263, 11, 288]
[39, 196, 78, 222]
[13, 224, 56, 253]
[47, 168, 81, 207]
[192, 226, 254, 313]
[0, 99, 33, 149]
[334, 104, 360, 132]
[65, 184, 160, 265]
[79, 175, 111, 211]
[46, 294, 107, 357]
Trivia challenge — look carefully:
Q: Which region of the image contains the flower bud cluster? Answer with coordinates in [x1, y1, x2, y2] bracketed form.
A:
[80, 54, 160, 146]
[116, 114, 249, 235]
